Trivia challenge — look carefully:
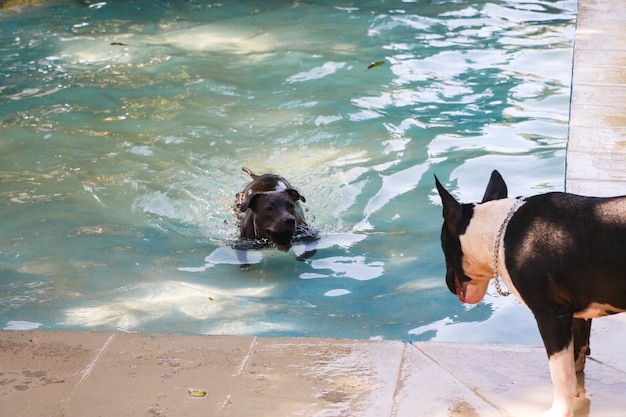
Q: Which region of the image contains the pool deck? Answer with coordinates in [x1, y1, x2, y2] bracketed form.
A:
[2, 0, 626, 416]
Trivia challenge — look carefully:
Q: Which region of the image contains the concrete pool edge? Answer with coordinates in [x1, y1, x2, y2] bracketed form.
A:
[2, 314, 626, 417]
[565, 0, 626, 196]
[3, 0, 626, 416]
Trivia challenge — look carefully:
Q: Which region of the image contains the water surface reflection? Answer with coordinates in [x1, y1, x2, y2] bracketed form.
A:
[0, 0, 575, 342]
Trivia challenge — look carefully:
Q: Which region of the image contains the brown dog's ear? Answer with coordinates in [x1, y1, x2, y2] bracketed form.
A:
[435, 175, 463, 233]
[481, 170, 508, 203]
[286, 188, 305, 203]
[240, 193, 261, 213]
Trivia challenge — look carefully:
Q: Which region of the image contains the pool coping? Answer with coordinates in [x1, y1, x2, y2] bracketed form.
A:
[2, 0, 626, 416]
[2, 314, 626, 417]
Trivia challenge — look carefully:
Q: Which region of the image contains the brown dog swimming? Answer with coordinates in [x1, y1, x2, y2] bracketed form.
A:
[235, 167, 312, 252]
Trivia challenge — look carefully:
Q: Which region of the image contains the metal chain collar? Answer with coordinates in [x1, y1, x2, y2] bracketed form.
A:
[492, 198, 525, 297]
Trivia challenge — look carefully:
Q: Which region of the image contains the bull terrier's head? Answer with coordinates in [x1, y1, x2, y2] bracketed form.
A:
[435, 170, 508, 303]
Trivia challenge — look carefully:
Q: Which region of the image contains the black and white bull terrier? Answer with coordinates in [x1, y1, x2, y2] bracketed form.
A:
[435, 170, 626, 417]
[235, 167, 312, 252]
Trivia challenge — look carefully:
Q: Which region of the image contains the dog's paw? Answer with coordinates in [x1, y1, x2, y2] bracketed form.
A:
[542, 405, 573, 417]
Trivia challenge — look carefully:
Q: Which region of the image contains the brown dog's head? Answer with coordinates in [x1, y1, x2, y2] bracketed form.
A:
[435, 170, 508, 303]
[240, 189, 305, 252]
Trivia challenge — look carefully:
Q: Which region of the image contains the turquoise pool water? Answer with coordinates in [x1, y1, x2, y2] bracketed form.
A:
[0, 0, 575, 343]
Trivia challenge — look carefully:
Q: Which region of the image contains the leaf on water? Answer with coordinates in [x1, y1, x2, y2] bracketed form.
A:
[367, 61, 385, 71]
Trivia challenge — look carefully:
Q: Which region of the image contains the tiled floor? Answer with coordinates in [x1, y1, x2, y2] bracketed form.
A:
[2, 0, 626, 416]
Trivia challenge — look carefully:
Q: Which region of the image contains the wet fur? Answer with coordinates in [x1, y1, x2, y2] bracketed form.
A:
[435, 170, 626, 417]
[235, 167, 307, 252]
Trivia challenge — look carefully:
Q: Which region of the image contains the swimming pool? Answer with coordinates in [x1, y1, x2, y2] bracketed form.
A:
[0, 0, 576, 343]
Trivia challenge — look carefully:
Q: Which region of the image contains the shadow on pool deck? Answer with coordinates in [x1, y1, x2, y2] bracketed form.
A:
[2, 0, 626, 416]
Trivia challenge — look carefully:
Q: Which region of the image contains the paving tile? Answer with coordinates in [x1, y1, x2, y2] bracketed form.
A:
[576, 12, 626, 32]
[59, 333, 255, 417]
[571, 85, 626, 108]
[0, 330, 115, 417]
[394, 343, 506, 417]
[572, 49, 626, 70]
[572, 66, 626, 86]
[413, 343, 554, 417]
[565, 178, 626, 196]
[577, 0, 622, 11]
[576, 6, 626, 32]
[566, 149, 626, 183]
[574, 34, 626, 53]
[223, 338, 405, 417]
[570, 104, 626, 129]
[567, 126, 626, 154]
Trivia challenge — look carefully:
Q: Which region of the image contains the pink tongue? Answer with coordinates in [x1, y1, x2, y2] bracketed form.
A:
[456, 283, 466, 303]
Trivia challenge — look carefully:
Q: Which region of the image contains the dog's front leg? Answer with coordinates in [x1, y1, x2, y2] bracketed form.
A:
[543, 342, 577, 417]
[534, 310, 578, 417]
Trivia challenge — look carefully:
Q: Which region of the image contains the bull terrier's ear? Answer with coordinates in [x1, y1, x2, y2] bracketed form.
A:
[435, 176, 462, 228]
[240, 193, 261, 213]
[286, 189, 305, 203]
[481, 170, 508, 203]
